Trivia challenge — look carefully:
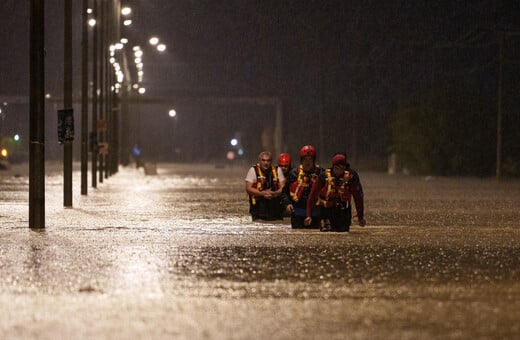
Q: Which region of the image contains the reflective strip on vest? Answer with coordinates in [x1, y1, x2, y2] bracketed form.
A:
[250, 164, 279, 206]
[318, 169, 352, 208]
[289, 165, 319, 204]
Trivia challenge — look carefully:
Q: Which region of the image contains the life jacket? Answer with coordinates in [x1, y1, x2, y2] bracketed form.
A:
[249, 164, 279, 205]
[317, 169, 352, 208]
[289, 164, 320, 203]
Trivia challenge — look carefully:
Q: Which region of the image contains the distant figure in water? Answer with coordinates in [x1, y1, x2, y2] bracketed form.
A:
[131, 144, 142, 168]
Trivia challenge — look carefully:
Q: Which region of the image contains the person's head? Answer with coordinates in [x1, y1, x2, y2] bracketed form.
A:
[257, 151, 273, 170]
[299, 145, 316, 172]
[277, 153, 292, 173]
[331, 153, 347, 177]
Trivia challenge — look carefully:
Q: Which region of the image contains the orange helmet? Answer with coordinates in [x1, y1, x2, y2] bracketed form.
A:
[299, 145, 316, 160]
[277, 153, 291, 167]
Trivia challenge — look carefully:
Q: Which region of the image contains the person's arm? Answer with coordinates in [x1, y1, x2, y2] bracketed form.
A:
[350, 172, 366, 226]
[279, 181, 290, 206]
[280, 169, 296, 212]
[274, 179, 285, 196]
[245, 166, 277, 199]
[245, 181, 265, 197]
[273, 167, 285, 196]
[304, 176, 324, 225]
[245, 167, 264, 198]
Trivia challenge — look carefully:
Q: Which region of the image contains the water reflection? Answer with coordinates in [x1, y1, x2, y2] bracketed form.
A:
[1, 164, 520, 338]
[112, 245, 164, 297]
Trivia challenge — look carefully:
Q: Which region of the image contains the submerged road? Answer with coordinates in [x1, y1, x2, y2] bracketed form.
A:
[1, 163, 519, 339]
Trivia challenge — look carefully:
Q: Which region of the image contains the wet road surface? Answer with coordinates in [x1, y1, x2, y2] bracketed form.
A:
[1, 163, 520, 339]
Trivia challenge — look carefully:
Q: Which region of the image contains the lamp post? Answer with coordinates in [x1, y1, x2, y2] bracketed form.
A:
[29, 0, 45, 228]
[169, 109, 177, 161]
[91, 0, 99, 188]
[80, 0, 89, 195]
[63, 0, 73, 207]
[118, 4, 132, 166]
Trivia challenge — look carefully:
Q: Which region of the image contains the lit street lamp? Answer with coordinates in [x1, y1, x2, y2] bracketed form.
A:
[157, 43, 166, 52]
[149, 36, 167, 52]
[121, 6, 131, 16]
[169, 109, 177, 161]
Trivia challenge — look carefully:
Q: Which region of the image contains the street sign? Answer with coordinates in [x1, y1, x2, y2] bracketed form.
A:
[98, 142, 109, 155]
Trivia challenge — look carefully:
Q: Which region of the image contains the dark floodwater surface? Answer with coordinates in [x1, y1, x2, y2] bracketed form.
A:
[1, 163, 519, 339]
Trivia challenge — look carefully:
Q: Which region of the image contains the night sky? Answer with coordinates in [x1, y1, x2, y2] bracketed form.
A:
[1, 0, 519, 166]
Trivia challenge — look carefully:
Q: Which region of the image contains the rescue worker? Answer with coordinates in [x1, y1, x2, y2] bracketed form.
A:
[281, 145, 324, 228]
[277, 153, 293, 178]
[277, 152, 294, 218]
[245, 151, 286, 221]
[305, 152, 366, 232]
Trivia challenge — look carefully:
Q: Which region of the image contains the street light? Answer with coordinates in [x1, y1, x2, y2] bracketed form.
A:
[121, 6, 131, 16]
[121, 6, 132, 27]
[149, 36, 166, 52]
[168, 109, 178, 161]
[157, 44, 166, 52]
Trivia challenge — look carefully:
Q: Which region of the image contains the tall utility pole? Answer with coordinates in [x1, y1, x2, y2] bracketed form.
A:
[110, 0, 121, 175]
[91, 0, 99, 189]
[81, 0, 89, 195]
[98, 0, 106, 183]
[63, 0, 73, 207]
[496, 33, 503, 180]
[29, 0, 45, 228]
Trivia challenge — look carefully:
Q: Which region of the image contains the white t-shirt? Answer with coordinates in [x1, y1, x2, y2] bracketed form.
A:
[245, 166, 285, 184]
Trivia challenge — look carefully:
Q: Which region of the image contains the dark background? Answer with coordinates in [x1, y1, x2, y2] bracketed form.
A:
[1, 0, 519, 173]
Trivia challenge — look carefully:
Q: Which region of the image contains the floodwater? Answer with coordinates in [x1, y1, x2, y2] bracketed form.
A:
[1, 162, 520, 339]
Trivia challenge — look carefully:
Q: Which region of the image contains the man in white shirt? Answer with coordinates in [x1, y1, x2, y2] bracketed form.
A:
[245, 151, 286, 221]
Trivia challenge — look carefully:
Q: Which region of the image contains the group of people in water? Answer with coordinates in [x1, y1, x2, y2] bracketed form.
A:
[245, 145, 366, 232]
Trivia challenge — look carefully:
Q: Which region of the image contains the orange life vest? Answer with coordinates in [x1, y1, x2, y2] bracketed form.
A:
[289, 165, 320, 203]
[317, 169, 352, 208]
[250, 164, 279, 205]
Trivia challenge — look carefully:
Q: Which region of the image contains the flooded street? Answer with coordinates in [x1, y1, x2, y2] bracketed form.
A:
[1, 163, 520, 339]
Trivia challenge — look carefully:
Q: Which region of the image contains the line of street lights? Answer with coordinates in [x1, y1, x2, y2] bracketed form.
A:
[29, 0, 172, 228]
[86, 1, 170, 172]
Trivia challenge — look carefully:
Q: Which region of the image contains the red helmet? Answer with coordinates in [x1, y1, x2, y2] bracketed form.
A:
[277, 153, 291, 167]
[299, 145, 316, 159]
